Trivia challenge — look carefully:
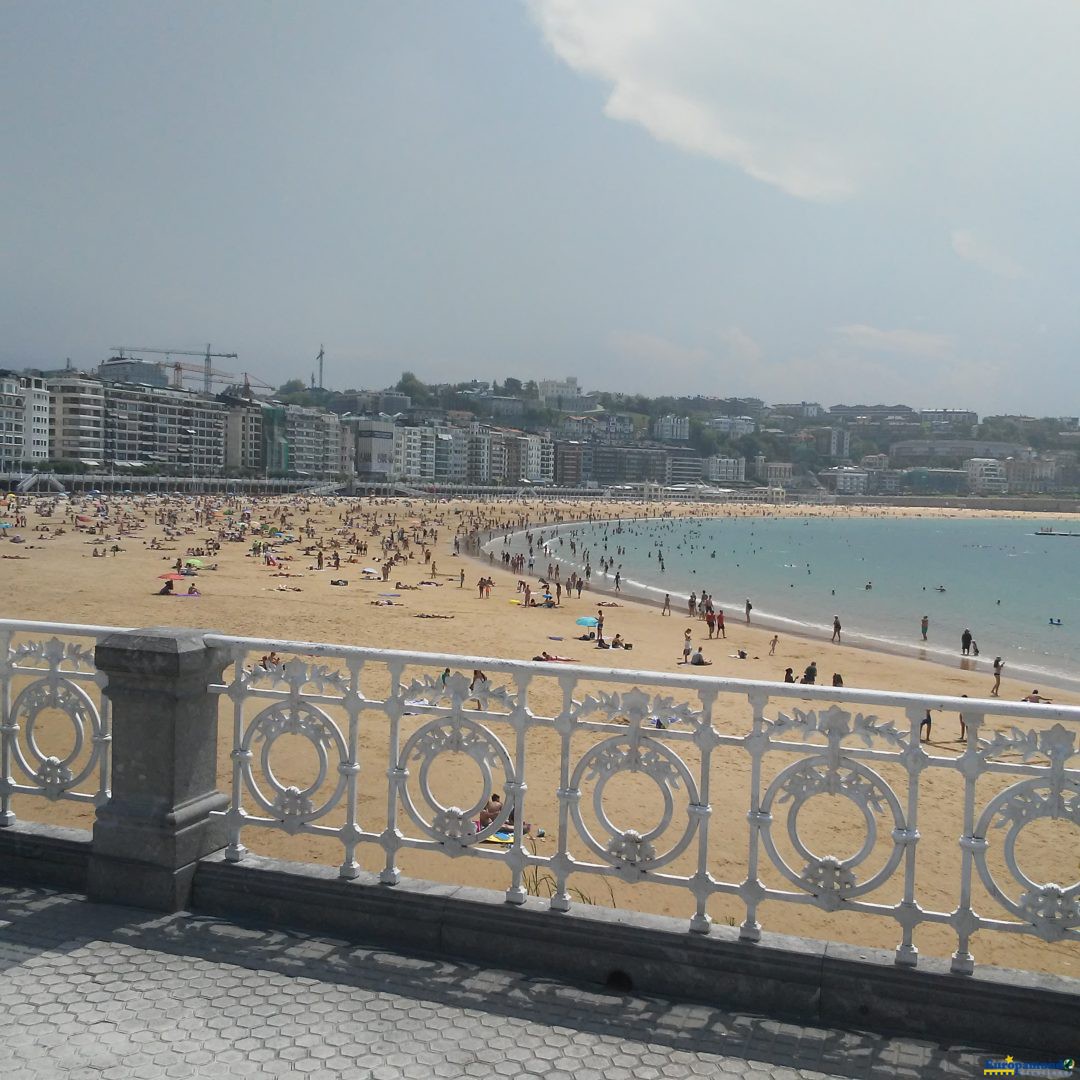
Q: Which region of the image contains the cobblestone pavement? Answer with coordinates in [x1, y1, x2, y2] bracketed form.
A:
[0, 885, 994, 1079]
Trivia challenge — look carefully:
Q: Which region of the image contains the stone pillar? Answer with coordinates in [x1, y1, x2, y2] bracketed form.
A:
[88, 628, 229, 911]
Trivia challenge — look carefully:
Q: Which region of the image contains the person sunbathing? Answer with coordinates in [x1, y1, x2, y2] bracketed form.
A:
[533, 651, 578, 662]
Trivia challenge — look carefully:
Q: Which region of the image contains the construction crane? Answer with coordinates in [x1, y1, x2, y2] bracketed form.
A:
[241, 372, 277, 398]
[111, 345, 238, 393]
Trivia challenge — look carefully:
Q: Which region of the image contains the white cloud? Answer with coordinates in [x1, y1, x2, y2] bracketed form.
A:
[529, 1, 1080, 204]
[950, 230, 1029, 280]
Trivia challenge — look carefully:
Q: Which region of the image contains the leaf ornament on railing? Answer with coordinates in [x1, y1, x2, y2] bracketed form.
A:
[12, 636, 97, 672]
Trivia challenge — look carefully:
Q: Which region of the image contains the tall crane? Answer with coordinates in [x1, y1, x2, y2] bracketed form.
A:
[111, 344, 238, 393]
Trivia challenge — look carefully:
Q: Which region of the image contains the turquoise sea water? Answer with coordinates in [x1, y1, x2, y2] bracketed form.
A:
[490, 515, 1080, 691]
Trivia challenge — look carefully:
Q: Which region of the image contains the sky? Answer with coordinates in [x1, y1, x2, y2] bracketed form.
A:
[3, 0, 1079, 414]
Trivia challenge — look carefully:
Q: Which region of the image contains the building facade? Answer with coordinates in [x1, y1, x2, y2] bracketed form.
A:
[47, 374, 106, 464]
[0, 372, 51, 471]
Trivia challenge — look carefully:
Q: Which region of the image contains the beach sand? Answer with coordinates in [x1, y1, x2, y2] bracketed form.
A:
[3, 493, 1078, 979]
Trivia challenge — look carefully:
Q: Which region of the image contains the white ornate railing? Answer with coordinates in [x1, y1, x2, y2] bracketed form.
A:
[204, 633, 1080, 975]
[0, 620, 124, 823]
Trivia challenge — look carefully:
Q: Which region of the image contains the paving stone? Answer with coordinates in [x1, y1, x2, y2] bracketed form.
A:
[0, 884, 995, 1080]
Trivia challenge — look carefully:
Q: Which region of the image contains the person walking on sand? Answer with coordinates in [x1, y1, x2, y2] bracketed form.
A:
[716, 609, 725, 638]
[680, 628, 693, 664]
[920, 615, 929, 642]
[991, 656, 1004, 696]
[831, 616, 841, 644]
[745, 598, 753, 624]
[769, 634, 779, 656]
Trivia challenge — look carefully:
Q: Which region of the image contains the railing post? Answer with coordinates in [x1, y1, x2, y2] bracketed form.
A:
[87, 627, 229, 911]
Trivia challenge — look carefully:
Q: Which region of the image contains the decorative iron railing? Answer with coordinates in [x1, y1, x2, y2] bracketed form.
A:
[1, 618, 1076, 974]
[0, 620, 124, 823]
[203, 632, 1080, 975]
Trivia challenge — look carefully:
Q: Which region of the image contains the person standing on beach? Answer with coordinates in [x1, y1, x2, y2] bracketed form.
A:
[991, 656, 1004, 696]
[961, 628, 972, 656]
[680, 627, 693, 664]
[716, 609, 725, 638]
[745, 598, 753, 624]
[769, 634, 779, 655]
[662, 593, 671, 616]
[831, 616, 841, 644]
[920, 709, 932, 742]
[920, 615, 929, 641]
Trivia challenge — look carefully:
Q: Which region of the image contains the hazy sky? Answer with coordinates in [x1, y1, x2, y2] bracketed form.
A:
[4, 1, 1079, 413]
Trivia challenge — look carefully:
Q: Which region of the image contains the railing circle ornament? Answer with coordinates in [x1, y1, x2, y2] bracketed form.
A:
[8, 677, 103, 798]
[398, 715, 515, 848]
[240, 700, 348, 832]
[973, 777, 1080, 938]
[568, 733, 700, 871]
[759, 757, 907, 909]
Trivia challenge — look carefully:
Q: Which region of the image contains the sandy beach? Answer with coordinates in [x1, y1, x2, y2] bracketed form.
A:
[2, 492, 1078, 978]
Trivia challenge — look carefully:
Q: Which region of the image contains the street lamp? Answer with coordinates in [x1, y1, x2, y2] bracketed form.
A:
[183, 428, 196, 488]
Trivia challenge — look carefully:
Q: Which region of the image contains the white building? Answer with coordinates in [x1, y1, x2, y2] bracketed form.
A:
[48, 374, 105, 464]
[707, 416, 756, 436]
[0, 372, 51, 471]
[765, 462, 794, 484]
[652, 415, 690, 442]
[434, 427, 468, 483]
[828, 467, 869, 495]
[466, 423, 492, 484]
[703, 455, 746, 483]
[537, 376, 584, 410]
[966, 457, 1008, 495]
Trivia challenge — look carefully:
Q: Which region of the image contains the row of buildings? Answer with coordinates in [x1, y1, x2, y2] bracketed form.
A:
[1, 367, 757, 488]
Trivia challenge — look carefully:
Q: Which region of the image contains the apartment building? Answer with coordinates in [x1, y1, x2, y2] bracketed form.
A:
[48, 374, 106, 463]
[966, 457, 1008, 495]
[225, 404, 264, 472]
[102, 382, 227, 472]
[0, 372, 50, 471]
[703, 456, 746, 483]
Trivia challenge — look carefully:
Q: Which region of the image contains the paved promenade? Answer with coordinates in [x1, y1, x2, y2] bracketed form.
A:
[0, 885, 993, 1079]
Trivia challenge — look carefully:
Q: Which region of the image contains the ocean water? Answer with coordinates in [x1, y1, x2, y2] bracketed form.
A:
[490, 515, 1080, 691]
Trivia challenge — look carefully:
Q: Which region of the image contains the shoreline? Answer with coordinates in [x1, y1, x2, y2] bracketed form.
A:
[475, 508, 1080, 697]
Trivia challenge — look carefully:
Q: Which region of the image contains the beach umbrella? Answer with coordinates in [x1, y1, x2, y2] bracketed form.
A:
[361, 567, 379, 574]
[0, 523, 11, 529]
[158, 573, 186, 581]
[185, 558, 205, 567]
[575, 616, 598, 627]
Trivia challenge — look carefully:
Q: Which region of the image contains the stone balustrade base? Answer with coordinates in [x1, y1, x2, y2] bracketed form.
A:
[2, 821, 1077, 1056]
